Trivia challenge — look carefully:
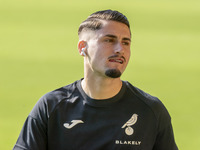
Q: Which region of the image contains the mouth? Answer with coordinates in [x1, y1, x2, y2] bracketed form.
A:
[108, 55, 125, 64]
[109, 58, 124, 64]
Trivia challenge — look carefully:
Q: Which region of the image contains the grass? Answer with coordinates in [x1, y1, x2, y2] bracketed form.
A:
[0, 0, 200, 149]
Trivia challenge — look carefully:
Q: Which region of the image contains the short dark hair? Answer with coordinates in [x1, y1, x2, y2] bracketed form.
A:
[78, 10, 130, 35]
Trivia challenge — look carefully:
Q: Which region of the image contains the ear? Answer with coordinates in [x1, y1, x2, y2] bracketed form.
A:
[78, 40, 87, 56]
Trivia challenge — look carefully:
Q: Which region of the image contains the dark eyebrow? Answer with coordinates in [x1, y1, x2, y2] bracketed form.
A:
[104, 34, 117, 39]
[123, 38, 131, 42]
[104, 34, 131, 42]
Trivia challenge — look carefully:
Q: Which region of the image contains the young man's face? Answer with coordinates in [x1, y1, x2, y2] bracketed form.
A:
[83, 20, 131, 78]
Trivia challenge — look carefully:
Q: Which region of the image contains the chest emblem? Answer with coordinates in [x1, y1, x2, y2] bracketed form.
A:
[122, 114, 138, 135]
[63, 120, 84, 129]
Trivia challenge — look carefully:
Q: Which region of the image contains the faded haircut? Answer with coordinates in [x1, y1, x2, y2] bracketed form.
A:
[78, 10, 130, 35]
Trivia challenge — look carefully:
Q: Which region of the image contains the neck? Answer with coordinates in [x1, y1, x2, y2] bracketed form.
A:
[81, 75, 122, 100]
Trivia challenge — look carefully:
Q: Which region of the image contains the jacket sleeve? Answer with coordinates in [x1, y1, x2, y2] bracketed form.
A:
[13, 96, 48, 150]
[152, 99, 178, 150]
[13, 116, 47, 150]
[153, 121, 178, 150]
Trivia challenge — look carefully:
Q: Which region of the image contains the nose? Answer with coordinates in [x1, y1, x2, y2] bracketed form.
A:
[114, 42, 124, 55]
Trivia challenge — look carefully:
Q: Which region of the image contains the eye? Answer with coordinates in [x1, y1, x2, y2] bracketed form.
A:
[105, 38, 114, 43]
[122, 41, 130, 46]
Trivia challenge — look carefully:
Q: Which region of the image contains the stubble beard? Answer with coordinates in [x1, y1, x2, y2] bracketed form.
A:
[105, 69, 122, 78]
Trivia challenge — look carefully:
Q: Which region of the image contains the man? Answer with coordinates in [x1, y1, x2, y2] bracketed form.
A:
[13, 10, 178, 150]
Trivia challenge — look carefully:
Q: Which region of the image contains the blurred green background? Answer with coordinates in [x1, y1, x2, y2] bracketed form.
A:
[0, 0, 199, 149]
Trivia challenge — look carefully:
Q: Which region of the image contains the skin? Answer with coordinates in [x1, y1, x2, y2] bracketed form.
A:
[78, 20, 131, 99]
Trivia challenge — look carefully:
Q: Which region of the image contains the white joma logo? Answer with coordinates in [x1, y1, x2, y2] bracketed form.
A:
[63, 120, 84, 129]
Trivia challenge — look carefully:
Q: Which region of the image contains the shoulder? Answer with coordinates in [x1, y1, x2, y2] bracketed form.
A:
[124, 81, 164, 106]
[42, 80, 78, 103]
[124, 81, 171, 130]
[30, 80, 80, 119]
